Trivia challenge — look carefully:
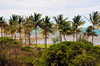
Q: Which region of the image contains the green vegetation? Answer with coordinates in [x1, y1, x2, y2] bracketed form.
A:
[0, 37, 21, 66]
[0, 11, 100, 66]
[0, 11, 100, 46]
[42, 41, 100, 66]
[0, 37, 100, 66]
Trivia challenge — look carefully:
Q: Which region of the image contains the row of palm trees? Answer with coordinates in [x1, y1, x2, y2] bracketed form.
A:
[0, 11, 100, 48]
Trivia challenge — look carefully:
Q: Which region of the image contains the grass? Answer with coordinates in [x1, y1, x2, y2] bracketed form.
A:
[22, 44, 52, 48]
[37, 44, 52, 48]
[94, 45, 100, 47]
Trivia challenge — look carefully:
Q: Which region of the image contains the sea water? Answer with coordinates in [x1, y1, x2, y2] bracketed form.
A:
[31, 29, 100, 45]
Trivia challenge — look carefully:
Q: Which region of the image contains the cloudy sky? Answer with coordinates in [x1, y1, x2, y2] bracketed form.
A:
[0, 0, 100, 27]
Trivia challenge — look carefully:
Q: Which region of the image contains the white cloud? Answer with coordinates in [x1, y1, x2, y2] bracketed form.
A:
[0, 0, 100, 27]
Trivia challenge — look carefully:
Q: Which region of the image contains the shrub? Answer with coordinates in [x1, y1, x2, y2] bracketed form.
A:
[0, 37, 21, 66]
[41, 41, 100, 66]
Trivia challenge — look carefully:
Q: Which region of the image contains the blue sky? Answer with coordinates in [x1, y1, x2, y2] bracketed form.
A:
[0, 0, 100, 27]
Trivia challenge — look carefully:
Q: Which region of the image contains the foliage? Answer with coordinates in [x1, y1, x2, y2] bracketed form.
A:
[41, 41, 100, 66]
[21, 46, 34, 51]
[0, 37, 21, 66]
[73, 55, 97, 66]
[77, 35, 93, 45]
[51, 36, 60, 44]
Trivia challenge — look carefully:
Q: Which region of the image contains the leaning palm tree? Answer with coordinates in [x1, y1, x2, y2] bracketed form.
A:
[39, 16, 53, 49]
[72, 15, 85, 41]
[86, 11, 100, 43]
[0, 17, 6, 37]
[53, 14, 68, 42]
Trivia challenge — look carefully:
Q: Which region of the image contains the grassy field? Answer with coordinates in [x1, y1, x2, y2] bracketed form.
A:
[22, 44, 52, 48]
[36, 44, 52, 48]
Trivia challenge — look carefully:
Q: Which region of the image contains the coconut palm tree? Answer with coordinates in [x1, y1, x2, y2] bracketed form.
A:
[9, 14, 19, 39]
[72, 15, 85, 41]
[84, 26, 98, 42]
[30, 13, 42, 46]
[17, 16, 24, 42]
[86, 11, 100, 43]
[83, 26, 93, 41]
[0, 17, 6, 37]
[23, 17, 33, 47]
[39, 16, 53, 49]
[53, 14, 68, 42]
[3, 25, 11, 37]
[61, 21, 71, 41]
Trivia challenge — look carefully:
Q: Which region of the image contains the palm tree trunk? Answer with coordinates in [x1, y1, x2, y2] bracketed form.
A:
[29, 34, 31, 47]
[19, 33, 22, 42]
[1, 28, 3, 37]
[87, 37, 89, 41]
[63, 35, 67, 41]
[15, 34, 16, 40]
[76, 33, 78, 41]
[92, 25, 94, 43]
[73, 35, 75, 41]
[60, 31, 62, 42]
[35, 29, 37, 47]
[92, 36, 94, 43]
[45, 34, 47, 49]
[11, 35, 13, 38]
[24, 35, 26, 44]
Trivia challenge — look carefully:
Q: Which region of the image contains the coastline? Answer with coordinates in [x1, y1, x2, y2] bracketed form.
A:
[1, 33, 100, 45]
[14, 34, 100, 45]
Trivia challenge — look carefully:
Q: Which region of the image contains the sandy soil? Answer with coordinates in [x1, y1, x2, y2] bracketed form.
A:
[7, 35, 100, 45]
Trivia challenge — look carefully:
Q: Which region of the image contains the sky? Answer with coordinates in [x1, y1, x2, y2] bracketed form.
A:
[0, 0, 100, 27]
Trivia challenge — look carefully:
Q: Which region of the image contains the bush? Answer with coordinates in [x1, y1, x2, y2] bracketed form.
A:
[0, 37, 21, 66]
[41, 41, 100, 66]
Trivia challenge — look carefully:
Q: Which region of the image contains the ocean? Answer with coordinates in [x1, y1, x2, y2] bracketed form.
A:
[31, 29, 100, 45]
[0, 29, 100, 45]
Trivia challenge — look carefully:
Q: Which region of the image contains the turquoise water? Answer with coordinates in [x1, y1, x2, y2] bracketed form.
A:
[32, 29, 100, 35]
[95, 29, 100, 34]
[83, 29, 100, 34]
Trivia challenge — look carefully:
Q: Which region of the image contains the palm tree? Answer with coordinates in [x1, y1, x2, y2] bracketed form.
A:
[30, 13, 42, 46]
[3, 25, 11, 37]
[86, 11, 100, 43]
[83, 26, 98, 42]
[53, 14, 68, 42]
[39, 16, 53, 49]
[83, 26, 94, 41]
[72, 15, 85, 41]
[17, 16, 24, 42]
[9, 14, 19, 39]
[23, 17, 33, 47]
[0, 17, 6, 37]
[62, 21, 71, 41]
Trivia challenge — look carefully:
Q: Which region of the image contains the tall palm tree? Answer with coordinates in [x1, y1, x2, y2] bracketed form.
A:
[0, 17, 6, 37]
[39, 16, 53, 49]
[53, 14, 68, 42]
[23, 17, 33, 47]
[17, 16, 24, 42]
[86, 11, 100, 43]
[30, 13, 42, 46]
[83, 26, 94, 41]
[3, 25, 11, 37]
[9, 14, 19, 39]
[62, 21, 71, 41]
[72, 15, 85, 41]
